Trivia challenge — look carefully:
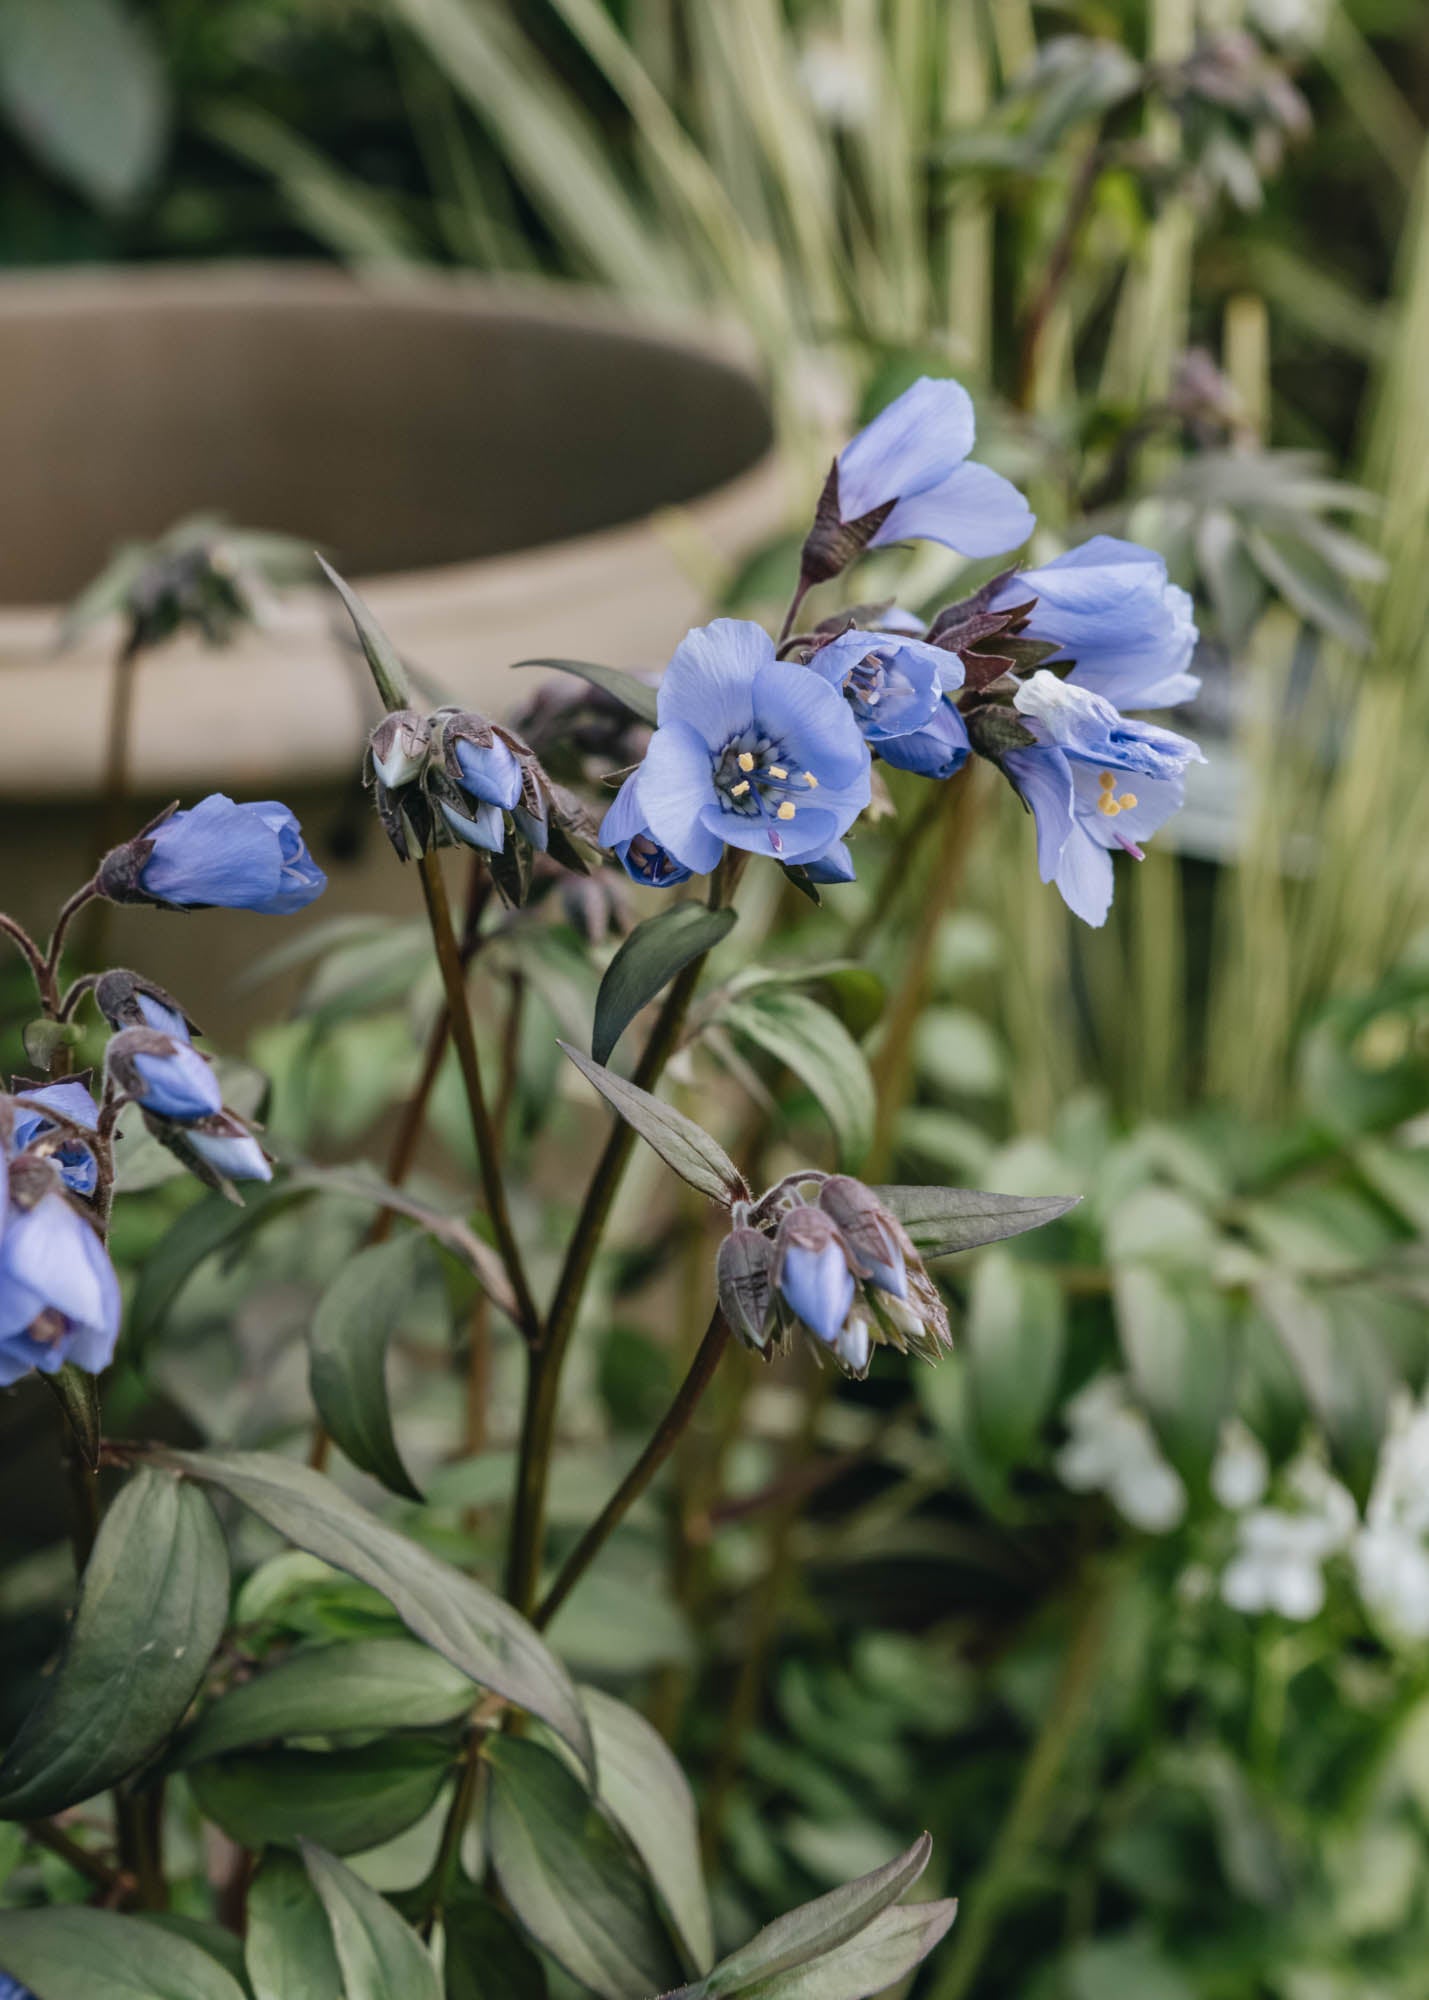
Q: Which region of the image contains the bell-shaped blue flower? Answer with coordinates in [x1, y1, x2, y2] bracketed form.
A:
[836, 377, 1035, 559]
[775, 1205, 855, 1345]
[185, 1116, 273, 1185]
[1004, 745, 1189, 927]
[0, 1170, 121, 1386]
[1013, 671, 1204, 783]
[607, 619, 871, 872]
[601, 771, 694, 887]
[437, 793, 506, 853]
[453, 733, 523, 811]
[801, 840, 856, 885]
[9, 1081, 99, 1199]
[121, 1037, 224, 1122]
[805, 629, 954, 744]
[876, 695, 972, 780]
[115, 795, 327, 914]
[994, 537, 1199, 710]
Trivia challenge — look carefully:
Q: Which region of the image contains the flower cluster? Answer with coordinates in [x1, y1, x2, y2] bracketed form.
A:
[603, 375, 1205, 926]
[0, 1094, 120, 1390]
[1055, 1374, 1188, 1532]
[718, 1173, 950, 1379]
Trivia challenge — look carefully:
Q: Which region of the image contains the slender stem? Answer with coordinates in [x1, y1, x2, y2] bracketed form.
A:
[419, 1693, 502, 1930]
[777, 579, 810, 648]
[57, 973, 98, 1024]
[44, 879, 102, 1004]
[0, 912, 49, 995]
[23, 1820, 126, 1894]
[534, 1308, 731, 1632]
[88, 634, 142, 967]
[1016, 138, 1105, 410]
[505, 854, 743, 1615]
[416, 852, 539, 1343]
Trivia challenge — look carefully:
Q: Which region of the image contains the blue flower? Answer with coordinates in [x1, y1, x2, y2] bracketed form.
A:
[0, 1973, 36, 2000]
[184, 1117, 273, 1186]
[601, 772, 694, 887]
[774, 1205, 855, 1345]
[802, 840, 856, 885]
[437, 792, 506, 854]
[805, 629, 955, 745]
[8, 1081, 99, 1200]
[452, 734, 523, 811]
[876, 695, 972, 780]
[835, 377, 1035, 559]
[994, 536, 1199, 710]
[1012, 670, 1204, 783]
[115, 1035, 224, 1122]
[602, 620, 871, 871]
[0, 1171, 121, 1387]
[1004, 745, 1189, 927]
[113, 795, 327, 914]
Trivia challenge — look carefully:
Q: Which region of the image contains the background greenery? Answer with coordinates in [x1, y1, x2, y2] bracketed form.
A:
[2, 2, 1428, 1996]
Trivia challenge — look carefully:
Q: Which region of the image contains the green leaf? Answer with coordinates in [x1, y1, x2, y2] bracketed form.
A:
[484, 1736, 682, 2000]
[302, 1841, 442, 2000]
[872, 1186, 1079, 1259]
[307, 1236, 428, 1502]
[156, 1449, 593, 1774]
[174, 1638, 473, 1767]
[559, 1041, 747, 1206]
[246, 1851, 344, 2000]
[730, 1899, 958, 2000]
[716, 987, 874, 1170]
[40, 1363, 101, 1471]
[966, 1252, 1065, 1467]
[443, 1887, 548, 2000]
[512, 657, 660, 726]
[0, 1906, 246, 2000]
[703, 1835, 933, 1994]
[130, 1184, 306, 1345]
[20, 1017, 82, 1072]
[136, 1916, 253, 1995]
[190, 1739, 452, 1856]
[582, 1684, 714, 1975]
[318, 557, 414, 710]
[0, 1469, 228, 1818]
[593, 904, 737, 1069]
[0, 0, 167, 211]
[1114, 1270, 1233, 1481]
[1257, 1276, 1393, 1502]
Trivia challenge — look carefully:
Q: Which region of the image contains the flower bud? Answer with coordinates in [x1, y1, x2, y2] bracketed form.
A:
[369, 709, 431, 792]
[107, 1028, 222, 1123]
[717, 1226, 779, 1352]
[180, 1113, 273, 1189]
[817, 1176, 911, 1299]
[95, 969, 197, 1044]
[98, 795, 326, 915]
[774, 1204, 855, 1347]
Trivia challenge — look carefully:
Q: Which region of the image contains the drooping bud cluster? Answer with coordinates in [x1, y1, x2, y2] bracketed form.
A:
[365, 704, 601, 903]
[717, 1172, 950, 1379]
[103, 1012, 271, 1200]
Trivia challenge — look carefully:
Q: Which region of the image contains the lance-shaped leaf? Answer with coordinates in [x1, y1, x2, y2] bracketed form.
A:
[302, 1842, 442, 2000]
[715, 987, 874, 1171]
[967, 1251, 1066, 1468]
[484, 1736, 682, 2000]
[247, 1850, 344, 2000]
[131, 1182, 306, 1345]
[173, 1637, 473, 1767]
[559, 1042, 747, 1206]
[443, 1886, 548, 2000]
[715, 1899, 958, 2000]
[872, 1185, 1079, 1259]
[582, 1684, 714, 1975]
[593, 904, 737, 1069]
[0, 1468, 229, 1818]
[189, 1739, 453, 1856]
[0, 1906, 246, 2000]
[318, 556, 414, 711]
[307, 1235, 429, 1502]
[512, 656, 660, 725]
[703, 1834, 934, 1994]
[155, 1449, 593, 1774]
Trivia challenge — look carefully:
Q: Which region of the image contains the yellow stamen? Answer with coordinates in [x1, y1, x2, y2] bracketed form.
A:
[1097, 795, 1121, 817]
[776, 802, 796, 820]
[1098, 770, 1116, 791]
[1118, 792, 1138, 810]
[737, 751, 755, 772]
[769, 764, 788, 780]
[730, 780, 750, 798]
[804, 771, 819, 788]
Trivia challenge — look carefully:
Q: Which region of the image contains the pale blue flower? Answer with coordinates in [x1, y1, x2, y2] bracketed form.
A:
[994, 536, 1199, 709]
[802, 840, 856, 885]
[877, 696, 972, 780]
[127, 1041, 224, 1122]
[437, 793, 506, 854]
[0, 1972, 36, 2000]
[601, 772, 694, 887]
[9, 1081, 99, 1199]
[1004, 745, 1188, 927]
[186, 1119, 273, 1185]
[836, 377, 1035, 558]
[775, 1206, 855, 1345]
[1013, 671, 1204, 783]
[135, 992, 192, 1042]
[453, 734, 523, 811]
[130, 795, 326, 914]
[603, 620, 871, 871]
[805, 629, 955, 745]
[0, 1179, 121, 1386]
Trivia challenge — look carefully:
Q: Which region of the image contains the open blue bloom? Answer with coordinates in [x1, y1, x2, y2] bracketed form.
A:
[602, 620, 870, 871]
[0, 1180, 121, 1386]
[836, 377, 1035, 559]
[126, 1041, 224, 1122]
[185, 1117, 273, 1186]
[805, 629, 955, 745]
[132, 795, 327, 914]
[775, 1207, 856, 1346]
[1005, 745, 1188, 927]
[9, 1081, 99, 1199]
[601, 772, 694, 887]
[994, 536, 1199, 710]
[1013, 671, 1205, 783]
[876, 695, 972, 780]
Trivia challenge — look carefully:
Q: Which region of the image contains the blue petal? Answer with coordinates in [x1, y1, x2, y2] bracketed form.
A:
[637, 720, 726, 874]
[455, 736, 523, 810]
[698, 798, 847, 865]
[1013, 672, 1204, 781]
[837, 376, 976, 520]
[13, 1080, 99, 1134]
[142, 795, 283, 908]
[752, 659, 871, 792]
[877, 698, 971, 780]
[779, 1241, 855, 1345]
[600, 773, 692, 887]
[188, 1127, 274, 1183]
[1072, 764, 1186, 852]
[870, 460, 1035, 558]
[1055, 823, 1115, 927]
[802, 839, 856, 884]
[1003, 747, 1075, 883]
[998, 536, 1200, 711]
[807, 632, 948, 742]
[439, 798, 506, 853]
[0, 1196, 120, 1352]
[136, 993, 192, 1042]
[132, 1045, 224, 1121]
[657, 619, 768, 748]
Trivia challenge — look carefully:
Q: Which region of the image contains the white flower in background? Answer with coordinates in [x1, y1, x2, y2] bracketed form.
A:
[1248, 0, 1329, 49]
[1353, 1391, 1429, 1641]
[1210, 1419, 1270, 1511]
[1221, 1454, 1356, 1620]
[1055, 1375, 1187, 1532]
[797, 33, 875, 129]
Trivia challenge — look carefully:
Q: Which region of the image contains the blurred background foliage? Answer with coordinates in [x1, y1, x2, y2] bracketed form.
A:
[2, 2, 1429, 1996]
